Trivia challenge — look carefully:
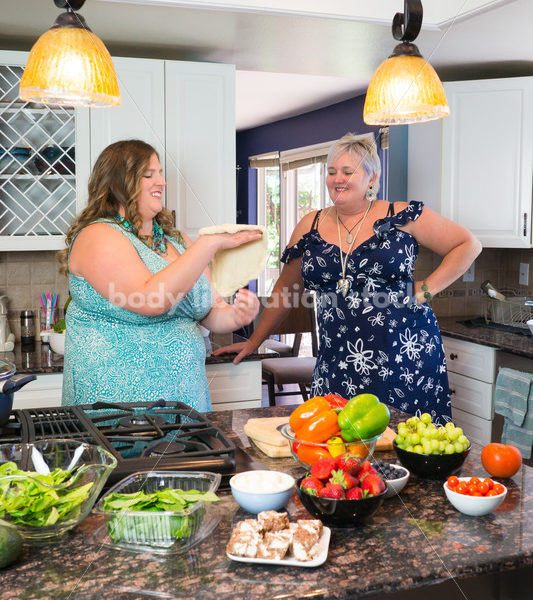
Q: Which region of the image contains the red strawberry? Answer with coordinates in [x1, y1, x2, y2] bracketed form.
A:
[358, 460, 378, 478]
[299, 476, 324, 496]
[318, 483, 345, 499]
[360, 473, 386, 497]
[329, 469, 359, 490]
[336, 452, 362, 475]
[346, 486, 363, 500]
[310, 457, 337, 481]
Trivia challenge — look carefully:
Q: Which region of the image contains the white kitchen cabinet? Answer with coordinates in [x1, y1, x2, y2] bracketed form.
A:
[441, 77, 533, 248]
[165, 61, 236, 239]
[407, 119, 442, 213]
[12, 373, 63, 409]
[89, 57, 165, 165]
[89, 57, 235, 240]
[15, 362, 261, 411]
[0, 50, 90, 251]
[206, 361, 262, 411]
[443, 336, 496, 445]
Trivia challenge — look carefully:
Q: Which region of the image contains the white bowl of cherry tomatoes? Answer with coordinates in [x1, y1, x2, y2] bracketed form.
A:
[443, 476, 507, 516]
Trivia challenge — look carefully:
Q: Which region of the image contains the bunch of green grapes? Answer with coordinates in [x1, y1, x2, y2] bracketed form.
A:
[394, 413, 470, 455]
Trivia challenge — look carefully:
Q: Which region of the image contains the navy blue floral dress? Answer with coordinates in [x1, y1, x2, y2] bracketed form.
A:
[281, 201, 451, 423]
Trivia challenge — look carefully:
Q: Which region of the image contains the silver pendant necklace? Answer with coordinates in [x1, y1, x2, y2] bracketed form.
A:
[336, 201, 373, 297]
[337, 213, 365, 244]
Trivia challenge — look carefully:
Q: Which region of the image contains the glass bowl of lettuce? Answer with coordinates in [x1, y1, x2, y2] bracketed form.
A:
[0, 440, 117, 542]
[94, 471, 222, 552]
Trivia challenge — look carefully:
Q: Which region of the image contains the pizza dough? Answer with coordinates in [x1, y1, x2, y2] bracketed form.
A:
[198, 223, 268, 297]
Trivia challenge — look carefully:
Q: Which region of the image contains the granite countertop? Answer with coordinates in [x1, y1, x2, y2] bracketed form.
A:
[438, 316, 533, 359]
[2, 405, 531, 600]
[1, 336, 276, 375]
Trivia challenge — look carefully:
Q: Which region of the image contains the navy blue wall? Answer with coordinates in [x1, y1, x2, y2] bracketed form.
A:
[236, 93, 408, 224]
[236, 94, 376, 224]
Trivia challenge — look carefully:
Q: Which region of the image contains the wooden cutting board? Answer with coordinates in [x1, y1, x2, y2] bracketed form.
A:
[375, 427, 396, 451]
[244, 417, 291, 458]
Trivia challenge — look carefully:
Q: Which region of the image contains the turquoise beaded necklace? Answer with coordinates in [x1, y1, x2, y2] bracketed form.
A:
[114, 214, 168, 256]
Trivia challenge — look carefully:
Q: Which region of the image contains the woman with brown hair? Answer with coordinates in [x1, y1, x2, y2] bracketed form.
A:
[58, 139, 261, 411]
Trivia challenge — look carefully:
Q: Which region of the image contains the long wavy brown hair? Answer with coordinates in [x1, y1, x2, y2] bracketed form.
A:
[57, 139, 182, 274]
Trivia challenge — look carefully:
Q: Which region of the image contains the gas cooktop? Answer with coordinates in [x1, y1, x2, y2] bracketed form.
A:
[1, 400, 262, 488]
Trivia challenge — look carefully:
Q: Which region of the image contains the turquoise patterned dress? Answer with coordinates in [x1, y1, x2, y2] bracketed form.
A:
[62, 220, 213, 412]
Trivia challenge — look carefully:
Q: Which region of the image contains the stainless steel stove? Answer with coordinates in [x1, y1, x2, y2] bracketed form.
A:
[1, 399, 261, 488]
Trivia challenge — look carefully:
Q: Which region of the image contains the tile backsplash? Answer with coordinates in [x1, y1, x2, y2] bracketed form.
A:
[0, 251, 69, 341]
[2, 246, 533, 341]
[414, 246, 533, 319]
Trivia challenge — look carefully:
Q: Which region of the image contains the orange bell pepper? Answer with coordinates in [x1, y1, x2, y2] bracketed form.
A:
[297, 444, 331, 466]
[294, 408, 340, 444]
[289, 396, 330, 432]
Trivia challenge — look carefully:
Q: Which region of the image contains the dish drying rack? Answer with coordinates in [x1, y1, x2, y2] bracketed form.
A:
[485, 292, 533, 328]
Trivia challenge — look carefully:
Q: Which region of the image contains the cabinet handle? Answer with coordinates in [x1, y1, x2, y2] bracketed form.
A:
[449, 389, 456, 395]
[524, 213, 528, 237]
[449, 353, 457, 360]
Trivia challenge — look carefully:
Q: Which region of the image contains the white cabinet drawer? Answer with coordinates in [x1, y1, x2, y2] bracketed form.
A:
[206, 361, 261, 410]
[448, 371, 493, 420]
[442, 336, 496, 383]
[451, 406, 492, 446]
[13, 373, 63, 410]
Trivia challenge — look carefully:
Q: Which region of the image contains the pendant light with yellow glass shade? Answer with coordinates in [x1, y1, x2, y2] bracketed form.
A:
[363, 0, 449, 125]
[19, 0, 121, 108]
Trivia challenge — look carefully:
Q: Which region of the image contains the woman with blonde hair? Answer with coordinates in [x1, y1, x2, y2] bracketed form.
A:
[214, 132, 481, 423]
[59, 139, 261, 411]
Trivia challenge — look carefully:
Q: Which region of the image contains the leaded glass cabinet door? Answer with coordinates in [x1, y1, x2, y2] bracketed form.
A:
[0, 50, 90, 251]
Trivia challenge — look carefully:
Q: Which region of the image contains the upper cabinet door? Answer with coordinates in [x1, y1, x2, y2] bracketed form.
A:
[164, 61, 235, 239]
[441, 78, 533, 248]
[0, 50, 90, 251]
[89, 57, 165, 167]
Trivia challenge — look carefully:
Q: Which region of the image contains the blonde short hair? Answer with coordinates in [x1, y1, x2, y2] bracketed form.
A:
[327, 133, 381, 192]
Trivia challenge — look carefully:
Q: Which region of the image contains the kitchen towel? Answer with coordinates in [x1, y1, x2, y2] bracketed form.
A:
[494, 367, 533, 459]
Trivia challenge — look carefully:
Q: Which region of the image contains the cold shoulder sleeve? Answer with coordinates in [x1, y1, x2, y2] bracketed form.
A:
[280, 236, 306, 263]
[374, 201, 424, 239]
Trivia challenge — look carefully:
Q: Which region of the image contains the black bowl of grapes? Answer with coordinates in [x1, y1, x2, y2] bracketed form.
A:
[393, 414, 471, 480]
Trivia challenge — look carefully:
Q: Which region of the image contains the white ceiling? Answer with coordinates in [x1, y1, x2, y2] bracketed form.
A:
[1, 0, 532, 130]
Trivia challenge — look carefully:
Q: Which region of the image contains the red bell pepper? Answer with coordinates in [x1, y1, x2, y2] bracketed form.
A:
[324, 393, 349, 410]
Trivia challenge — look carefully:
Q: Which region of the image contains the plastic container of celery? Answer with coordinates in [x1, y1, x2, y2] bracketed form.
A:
[93, 471, 222, 553]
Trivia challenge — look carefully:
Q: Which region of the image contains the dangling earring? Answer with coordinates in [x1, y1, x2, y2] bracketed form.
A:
[366, 185, 376, 201]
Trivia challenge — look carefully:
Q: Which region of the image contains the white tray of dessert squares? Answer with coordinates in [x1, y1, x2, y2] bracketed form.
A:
[226, 511, 331, 568]
[227, 526, 330, 567]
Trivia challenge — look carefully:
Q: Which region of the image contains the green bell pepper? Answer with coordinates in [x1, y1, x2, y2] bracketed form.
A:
[337, 393, 390, 441]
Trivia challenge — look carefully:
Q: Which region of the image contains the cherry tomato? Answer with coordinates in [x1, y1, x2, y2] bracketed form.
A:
[483, 478, 494, 490]
[456, 482, 468, 495]
[296, 443, 331, 466]
[467, 483, 477, 496]
[493, 483, 505, 496]
[469, 477, 481, 487]
[292, 441, 301, 454]
[447, 476, 459, 488]
[477, 481, 489, 496]
[487, 489, 500, 497]
[481, 443, 522, 478]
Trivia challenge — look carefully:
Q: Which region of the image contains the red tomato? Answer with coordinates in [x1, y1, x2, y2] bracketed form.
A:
[292, 441, 301, 454]
[481, 443, 522, 478]
[467, 483, 477, 496]
[456, 482, 468, 495]
[477, 481, 489, 496]
[447, 476, 459, 488]
[493, 483, 505, 496]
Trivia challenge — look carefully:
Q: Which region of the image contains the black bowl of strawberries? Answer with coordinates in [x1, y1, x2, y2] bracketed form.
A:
[296, 453, 387, 527]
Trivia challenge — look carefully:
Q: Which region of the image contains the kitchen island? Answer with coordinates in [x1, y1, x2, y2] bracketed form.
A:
[0, 405, 531, 600]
